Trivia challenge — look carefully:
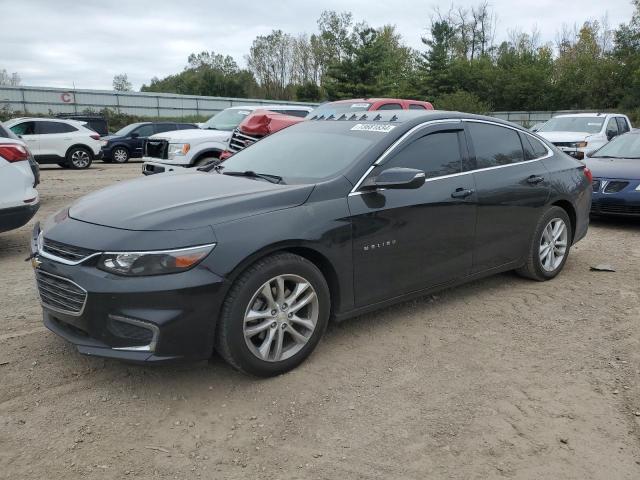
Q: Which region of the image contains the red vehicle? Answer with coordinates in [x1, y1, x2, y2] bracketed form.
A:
[222, 98, 434, 159]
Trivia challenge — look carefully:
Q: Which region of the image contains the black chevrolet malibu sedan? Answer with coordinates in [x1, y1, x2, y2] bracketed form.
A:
[31, 111, 592, 376]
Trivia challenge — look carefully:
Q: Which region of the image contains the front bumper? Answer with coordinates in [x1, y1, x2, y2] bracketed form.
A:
[142, 160, 190, 176]
[591, 178, 640, 217]
[0, 202, 39, 233]
[31, 226, 227, 362]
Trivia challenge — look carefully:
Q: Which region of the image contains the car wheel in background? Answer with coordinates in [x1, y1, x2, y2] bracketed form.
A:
[67, 147, 93, 169]
[516, 206, 572, 281]
[112, 147, 129, 163]
[216, 253, 330, 377]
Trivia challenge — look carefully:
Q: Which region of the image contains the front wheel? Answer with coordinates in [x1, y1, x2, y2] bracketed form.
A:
[112, 147, 129, 163]
[216, 253, 330, 376]
[67, 147, 92, 169]
[516, 206, 572, 281]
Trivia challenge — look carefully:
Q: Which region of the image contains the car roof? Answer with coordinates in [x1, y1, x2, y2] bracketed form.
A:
[5, 117, 86, 126]
[328, 98, 426, 104]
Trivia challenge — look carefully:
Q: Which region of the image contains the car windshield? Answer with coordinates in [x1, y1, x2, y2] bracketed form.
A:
[218, 122, 381, 183]
[114, 123, 143, 136]
[307, 102, 372, 119]
[203, 109, 252, 131]
[592, 133, 640, 159]
[539, 117, 604, 134]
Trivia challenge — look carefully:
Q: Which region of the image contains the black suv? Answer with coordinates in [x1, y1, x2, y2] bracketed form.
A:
[101, 122, 198, 163]
[56, 114, 109, 137]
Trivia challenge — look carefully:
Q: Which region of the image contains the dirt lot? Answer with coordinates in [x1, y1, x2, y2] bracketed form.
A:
[1, 162, 640, 480]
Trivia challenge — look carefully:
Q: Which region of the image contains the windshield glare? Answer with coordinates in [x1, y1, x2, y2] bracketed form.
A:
[593, 133, 640, 159]
[203, 109, 252, 130]
[539, 117, 604, 134]
[219, 123, 380, 182]
[307, 102, 372, 119]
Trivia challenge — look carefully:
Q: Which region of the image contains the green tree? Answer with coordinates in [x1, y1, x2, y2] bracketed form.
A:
[112, 73, 132, 91]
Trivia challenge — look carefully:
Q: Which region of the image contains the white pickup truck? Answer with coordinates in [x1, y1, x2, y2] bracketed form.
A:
[142, 105, 312, 175]
[537, 113, 632, 160]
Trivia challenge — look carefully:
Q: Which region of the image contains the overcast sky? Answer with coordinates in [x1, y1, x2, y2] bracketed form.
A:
[1, 0, 635, 90]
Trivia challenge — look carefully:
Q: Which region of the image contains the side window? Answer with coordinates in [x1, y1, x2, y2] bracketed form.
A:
[606, 118, 619, 138]
[519, 133, 549, 160]
[178, 123, 198, 129]
[467, 122, 524, 168]
[36, 121, 77, 134]
[10, 121, 36, 135]
[134, 124, 155, 137]
[154, 123, 175, 133]
[376, 103, 403, 111]
[616, 117, 630, 134]
[383, 131, 463, 179]
[408, 104, 427, 110]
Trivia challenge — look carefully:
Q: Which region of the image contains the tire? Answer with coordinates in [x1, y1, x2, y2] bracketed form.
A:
[516, 206, 572, 281]
[111, 147, 129, 163]
[66, 147, 93, 169]
[194, 157, 217, 167]
[216, 253, 330, 377]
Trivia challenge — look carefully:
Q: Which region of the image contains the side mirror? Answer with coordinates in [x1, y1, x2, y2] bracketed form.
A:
[361, 167, 426, 191]
[130, 132, 139, 139]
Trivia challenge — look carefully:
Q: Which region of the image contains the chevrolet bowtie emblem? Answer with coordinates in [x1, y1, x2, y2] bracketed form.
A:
[31, 256, 42, 269]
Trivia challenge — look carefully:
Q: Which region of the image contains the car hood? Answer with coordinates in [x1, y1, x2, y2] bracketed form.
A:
[583, 157, 640, 180]
[68, 171, 315, 231]
[100, 134, 121, 142]
[149, 128, 231, 142]
[537, 131, 592, 143]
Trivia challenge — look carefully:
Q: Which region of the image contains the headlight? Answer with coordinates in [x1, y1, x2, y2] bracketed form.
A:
[168, 143, 190, 158]
[636, 184, 640, 191]
[98, 244, 215, 276]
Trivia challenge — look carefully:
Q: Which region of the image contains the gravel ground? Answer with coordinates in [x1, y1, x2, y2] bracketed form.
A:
[1, 162, 640, 480]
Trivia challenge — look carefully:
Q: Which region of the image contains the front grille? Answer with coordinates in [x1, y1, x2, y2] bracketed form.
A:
[42, 237, 95, 262]
[227, 129, 262, 154]
[593, 203, 640, 215]
[36, 270, 87, 315]
[604, 181, 629, 193]
[107, 317, 154, 344]
[145, 139, 169, 159]
[592, 179, 601, 192]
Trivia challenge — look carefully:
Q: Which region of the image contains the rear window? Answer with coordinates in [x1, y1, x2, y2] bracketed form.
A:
[408, 104, 427, 110]
[376, 103, 403, 111]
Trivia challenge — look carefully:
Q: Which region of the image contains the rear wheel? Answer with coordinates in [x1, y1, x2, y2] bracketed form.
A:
[66, 147, 92, 169]
[216, 253, 330, 376]
[516, 206, 572, 281]
[112, 147, 129, 163]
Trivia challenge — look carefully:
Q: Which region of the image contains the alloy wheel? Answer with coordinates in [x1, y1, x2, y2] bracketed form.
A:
[243, 274, 319, 362]
[113, 148, 128, 163]
[71, 150, 90, 168]
[539, 217, 568, 272]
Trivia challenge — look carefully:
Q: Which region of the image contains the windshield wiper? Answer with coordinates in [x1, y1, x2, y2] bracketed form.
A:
[223, 170, 284, 184]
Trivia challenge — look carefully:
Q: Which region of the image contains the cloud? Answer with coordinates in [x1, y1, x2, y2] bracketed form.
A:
[1, 0, 635, 90]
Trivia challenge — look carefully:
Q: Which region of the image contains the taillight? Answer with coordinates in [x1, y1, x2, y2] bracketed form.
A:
[0, 144, 29, 162]
[90, 134, 101, 140]
[583, 167, 593, 183]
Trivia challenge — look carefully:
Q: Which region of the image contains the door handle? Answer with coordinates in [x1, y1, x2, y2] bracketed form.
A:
[526, 175, 544, 185]
[451, 188, 474, 199]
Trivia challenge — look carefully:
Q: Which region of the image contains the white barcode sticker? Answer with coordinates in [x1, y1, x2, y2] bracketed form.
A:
[351, 123, 396, 133]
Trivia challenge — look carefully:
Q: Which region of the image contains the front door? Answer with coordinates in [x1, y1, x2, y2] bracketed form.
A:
[348, 123, 477, 307]
[130, 124, 156, 157]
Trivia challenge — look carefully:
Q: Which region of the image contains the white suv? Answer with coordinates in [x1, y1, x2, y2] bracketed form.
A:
[5, 117, 102, 169]
[142, 105, 313, 175]
[0, 127, 39, 234]
[537, 113, 632, 160]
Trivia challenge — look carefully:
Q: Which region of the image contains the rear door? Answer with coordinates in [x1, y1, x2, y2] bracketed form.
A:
[35, 121, 78, 158]
[465, 120, 550, 273]
[348, 122, 477, 306]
